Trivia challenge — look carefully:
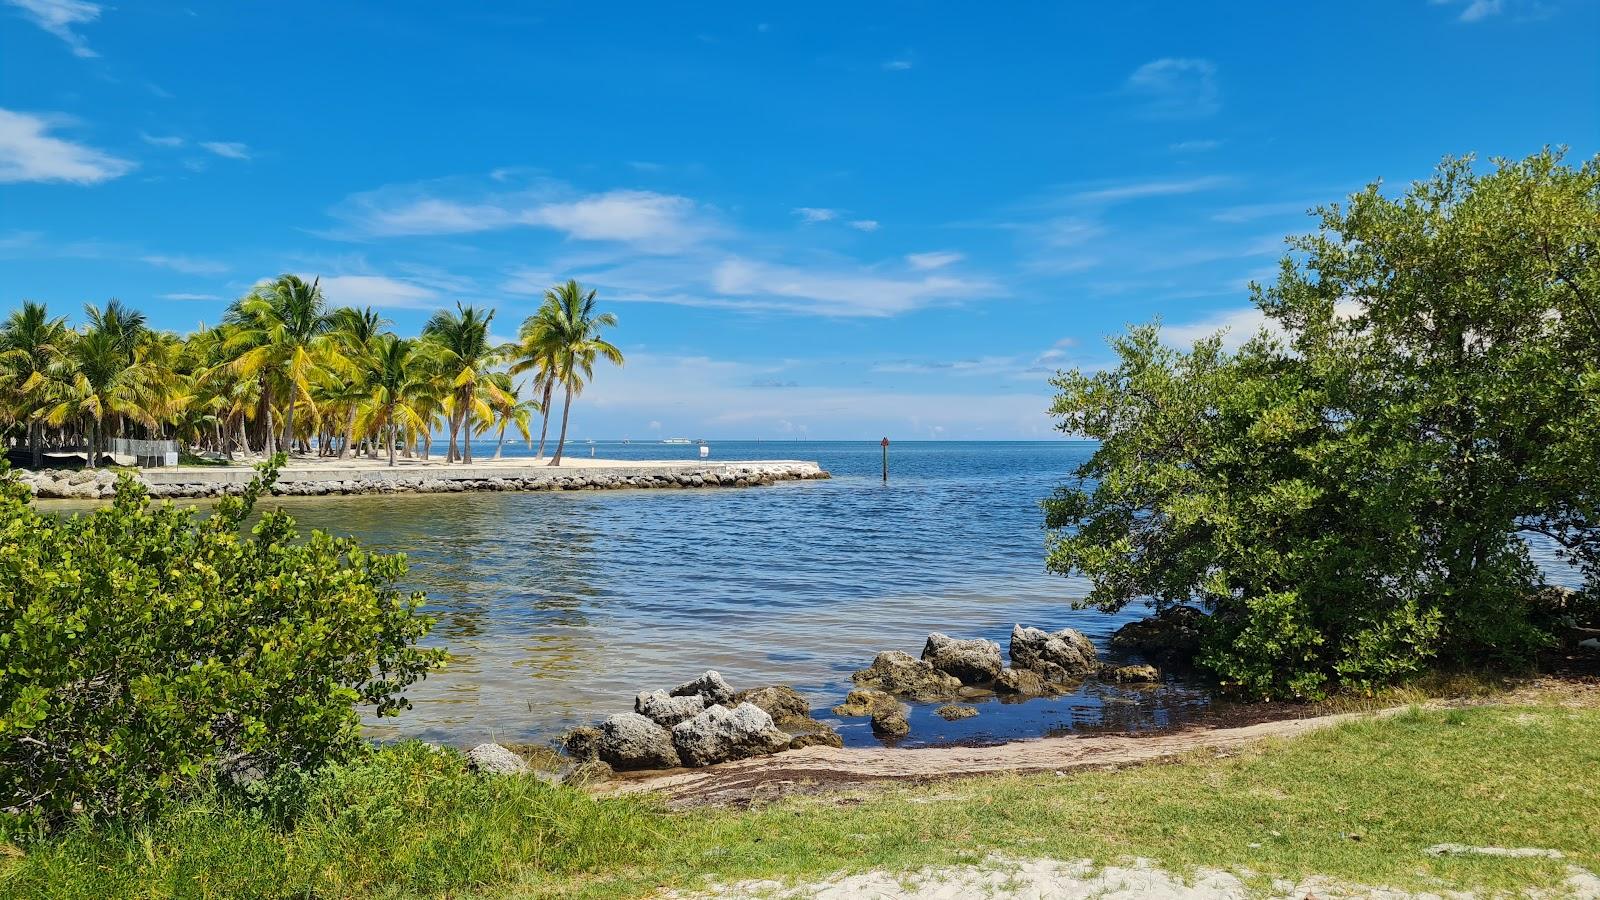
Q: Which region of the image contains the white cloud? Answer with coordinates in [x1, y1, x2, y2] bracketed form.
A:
[331, 180, 712, 250]
[525, 190, 699, 245]
[848, 219, 880, 232]
[1432, 0, 1506, 21]
[1170, 139, 1222, 153]
[583, 353, 1056, 439]
[161, 292, 222, 301]
[142, 254, 229, 275]
[0, 108, 134, 184]
[1210, 199, 1317, 223]
[792, 207, 838, 223]
[201, 141, 250, 160]
[314, 275, 440, 309]
[882, 58, 914, 71]
[1126, 57, 1220, 118]
[1069, 175, 1233, 205]
[5, 0, 101, 57]
[709, 258, 992, 317]
[141, 132, 184, 148]
[1161, 306, 1277, 350]
[905, 251, 964, 270]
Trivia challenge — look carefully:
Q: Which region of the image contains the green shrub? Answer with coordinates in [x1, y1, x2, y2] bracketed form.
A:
[0, 458, 446, 832]
[1046, 150, 1600, 698]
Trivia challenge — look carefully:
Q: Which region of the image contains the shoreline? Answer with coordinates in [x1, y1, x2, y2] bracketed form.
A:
[14, 457, 831, 500]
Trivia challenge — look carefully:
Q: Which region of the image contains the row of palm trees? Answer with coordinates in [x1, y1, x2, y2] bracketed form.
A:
[0, 277, 624, 468]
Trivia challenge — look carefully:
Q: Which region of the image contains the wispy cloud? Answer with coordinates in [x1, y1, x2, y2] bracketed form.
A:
[1210, 199, 1318, 223]
[1068, 175, 1233, 205]
[161, 292, 222, 302]
[331, 178, 715, 251]
[1125, 57, 1220, 118]
[792, 207, 838, 223]
[5, 0, 101, 57]
[1170, 139, 1222, 153]
[905, 251, 964, 270]
[140, 132, 185, 148]
[1432, 0, 1504, 21]
[141, 254, 230, 275]
[314, 274, 441, 309]
[201, 141, 251, 160]
[0, 108, 134, 184]
[1161, 306, 1277, 350]
[882, 58, 914, 71]
[848, 219, 880, 232]
[709, 258, 992, 317]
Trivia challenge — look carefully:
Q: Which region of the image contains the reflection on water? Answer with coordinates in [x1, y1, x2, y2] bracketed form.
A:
[206, 440, 1585, 749]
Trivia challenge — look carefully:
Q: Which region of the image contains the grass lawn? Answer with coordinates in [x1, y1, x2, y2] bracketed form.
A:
[3, 691, 1597, 898]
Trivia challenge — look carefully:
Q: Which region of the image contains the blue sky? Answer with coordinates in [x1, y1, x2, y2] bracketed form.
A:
[3, 1, 1595, 440]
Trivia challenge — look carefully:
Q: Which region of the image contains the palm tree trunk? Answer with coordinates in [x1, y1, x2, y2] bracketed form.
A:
[494, 422, 507, 460]
[340, 406, 358, 459]
[534, 380, 554, 458]
[283, 401, 296, 456]
[387, 413, 398, 467]
[30, 420, 42, 468]
[463, 409, 474, 464]
[86, 419, 98, 469]
[547, 384, 574, 466]
[447, 406, 461, 463]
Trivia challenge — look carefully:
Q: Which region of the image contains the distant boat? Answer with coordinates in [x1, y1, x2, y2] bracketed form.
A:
[661, 438, 692, 444]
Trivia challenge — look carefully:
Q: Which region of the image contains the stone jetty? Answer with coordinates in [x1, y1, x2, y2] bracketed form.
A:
[15, 458, 829, 500]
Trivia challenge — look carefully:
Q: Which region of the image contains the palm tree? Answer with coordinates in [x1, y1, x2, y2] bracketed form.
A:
[220, 275, 334, 455]
[329, 306, 389, 458]
[0, 301, 71, 466]
[480, 372, 538, 459]
[45, 319, 162, 468]
[365, 335, 431, 467]
[504, 302, 563, 459]
[538, 280, 624, 466]
[421, 303, 505, 464]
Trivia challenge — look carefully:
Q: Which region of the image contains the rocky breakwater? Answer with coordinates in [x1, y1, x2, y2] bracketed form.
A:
[16, 460, 830, 501]
[560, 670, 843, 774]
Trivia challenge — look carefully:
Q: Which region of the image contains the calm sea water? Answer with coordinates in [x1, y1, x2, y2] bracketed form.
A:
[221, 440, 1582, 750]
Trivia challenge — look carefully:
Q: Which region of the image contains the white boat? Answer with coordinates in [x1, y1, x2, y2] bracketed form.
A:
[661, 438, 692, 444]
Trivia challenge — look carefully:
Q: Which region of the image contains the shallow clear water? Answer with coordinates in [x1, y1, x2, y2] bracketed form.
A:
[146, 439, 1583, 750]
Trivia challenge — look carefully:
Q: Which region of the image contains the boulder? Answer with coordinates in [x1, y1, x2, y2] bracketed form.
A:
[831, 687, 901, 717]
[993, 666, 1059, 696]
[871, 705, 910, 736]
[935, 704, 979, 721]
[1010, 624, 1099, 679]
[635, 689, 707, 727]
[670, 670, 735, 706]
[670, 702, 791, 768]
[851, 650, 962, 700]
[787, 727, 844, 750]
[466, 742, 529, 775]
[733, 685, 812, 722]
[1102, 664, 1161, 684]
[561, 725, 603, 763]
[597, 712, 681, 770]
[1108, 606, 1205, 666]
[921, 632, 1003, 684]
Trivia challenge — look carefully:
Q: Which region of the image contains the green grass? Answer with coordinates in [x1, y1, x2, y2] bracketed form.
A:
[4, 700, 1598, 899]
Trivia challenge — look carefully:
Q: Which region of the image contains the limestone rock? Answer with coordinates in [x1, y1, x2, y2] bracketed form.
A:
[832, 687, 901, 717]
[1010, 624, 1099, 679]
[466, 742, 529, 775]
[851, 650, 962, 700]
[871, 705, 911, 736]
[1108, 606, 1205, 666]
[597, 712, 680, 770]
[935, 704, 979, 721]
[787, 728, 845, 750]
[993, 666, 1059, 696]
[733, 685, 812, 722]
[670, 670, 736, 706]
[670, 702, 791, 768]
[635, 689, 707, 727]
[921, 632, 1003, 684]
[1103, 664, 1161, 684]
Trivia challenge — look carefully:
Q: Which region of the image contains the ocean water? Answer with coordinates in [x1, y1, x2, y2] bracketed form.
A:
[237, 440, 1582, 750]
